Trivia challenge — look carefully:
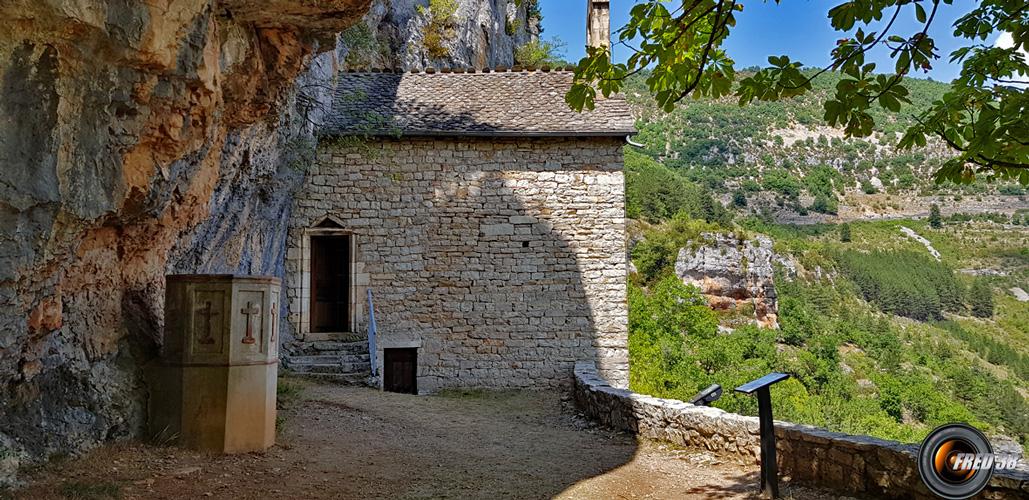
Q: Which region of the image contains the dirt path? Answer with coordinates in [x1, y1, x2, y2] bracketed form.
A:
[11, 380, 838, 499]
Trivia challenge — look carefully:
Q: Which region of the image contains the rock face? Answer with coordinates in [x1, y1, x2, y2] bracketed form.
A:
[351, 0, 538, 70]
[0, 0, 536, 484]
[674, 233, 779, 329]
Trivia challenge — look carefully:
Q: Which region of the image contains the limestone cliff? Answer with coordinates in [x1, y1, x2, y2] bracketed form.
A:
[674, 233, 782, 329]
[346, 0, 538, 70]
[0, 0, 535, 484]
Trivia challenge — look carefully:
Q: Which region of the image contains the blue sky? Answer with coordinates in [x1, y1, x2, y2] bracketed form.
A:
[538, 0, 994, 82]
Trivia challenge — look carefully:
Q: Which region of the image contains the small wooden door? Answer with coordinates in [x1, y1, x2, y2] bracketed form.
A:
[384, 348, 417, 394]
[310, 235, 350, 333]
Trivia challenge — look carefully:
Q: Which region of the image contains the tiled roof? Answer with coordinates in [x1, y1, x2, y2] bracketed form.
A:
[319, 69, 636, 138]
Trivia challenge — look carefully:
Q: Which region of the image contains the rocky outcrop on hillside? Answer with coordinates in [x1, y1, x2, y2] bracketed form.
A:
[0, 0, 535, 485]
[675, 233, 781, 329]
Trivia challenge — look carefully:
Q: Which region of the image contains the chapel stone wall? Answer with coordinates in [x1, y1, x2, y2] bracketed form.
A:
[286, 137, 629, 390]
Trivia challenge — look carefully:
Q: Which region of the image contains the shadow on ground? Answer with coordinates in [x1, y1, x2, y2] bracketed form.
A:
[11, 381, 833, 499]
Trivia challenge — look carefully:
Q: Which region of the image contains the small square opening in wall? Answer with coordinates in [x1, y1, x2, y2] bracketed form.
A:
[383, 348, 417, 394]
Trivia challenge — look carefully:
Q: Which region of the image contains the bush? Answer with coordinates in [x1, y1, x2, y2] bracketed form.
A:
[998, 184, 1025, 196]
[741, 179, 761, 192]
[732, 191, 748, 207]
[762, 169, 802, 200]
[811, 194, 839, 214]
[628, 277, 718, 400]
[418, 0, 459, 58]
[514, 37, 567, 67]
[631, 215, 722, 284]
[839, 223, 851, 242]
[861, 178, 878, 194]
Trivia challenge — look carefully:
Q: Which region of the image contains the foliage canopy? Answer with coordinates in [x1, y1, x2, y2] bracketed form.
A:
[568, 0, 1029, 184]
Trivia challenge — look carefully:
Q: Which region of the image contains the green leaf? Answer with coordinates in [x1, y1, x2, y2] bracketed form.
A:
[879, 93, 901, 112]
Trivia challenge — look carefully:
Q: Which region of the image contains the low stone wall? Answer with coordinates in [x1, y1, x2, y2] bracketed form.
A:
[574, 362, 1029, 499]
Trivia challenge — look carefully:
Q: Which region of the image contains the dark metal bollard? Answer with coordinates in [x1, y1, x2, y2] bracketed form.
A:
[735, 372, 790, 499]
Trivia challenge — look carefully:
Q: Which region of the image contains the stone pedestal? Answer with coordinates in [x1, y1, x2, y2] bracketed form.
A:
[150, 275, 281, 453]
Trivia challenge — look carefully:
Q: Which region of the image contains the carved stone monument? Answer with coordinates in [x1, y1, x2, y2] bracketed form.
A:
[150, 275, 280, 453]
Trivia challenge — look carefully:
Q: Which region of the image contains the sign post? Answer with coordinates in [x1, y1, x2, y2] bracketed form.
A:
[735, 372, 790, 499]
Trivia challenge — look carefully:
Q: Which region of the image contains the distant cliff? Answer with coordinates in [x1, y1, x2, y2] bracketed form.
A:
[0, 0, 535, 484]
[675, 233, 783, 329]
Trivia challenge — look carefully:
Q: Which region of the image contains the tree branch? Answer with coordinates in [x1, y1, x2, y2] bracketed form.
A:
[781, 3, 904, 90]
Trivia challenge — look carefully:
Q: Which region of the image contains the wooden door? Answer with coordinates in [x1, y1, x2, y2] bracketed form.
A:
[310, 235, 350, 333]
[384, 348, 417, 394]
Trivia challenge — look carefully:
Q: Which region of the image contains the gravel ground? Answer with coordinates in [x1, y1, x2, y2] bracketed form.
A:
[10, 379, 840, 499]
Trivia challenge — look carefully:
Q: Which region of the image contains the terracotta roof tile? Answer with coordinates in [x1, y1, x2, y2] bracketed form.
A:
[319, 70, 636, 138]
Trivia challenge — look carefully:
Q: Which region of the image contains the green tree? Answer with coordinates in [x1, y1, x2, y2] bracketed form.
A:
[968, 279, 994, 318]
[839, 223, 852, 242]
[929, 203, 942, 228]
[732, 191, 748, 208]
[567, 1, 1029, 184]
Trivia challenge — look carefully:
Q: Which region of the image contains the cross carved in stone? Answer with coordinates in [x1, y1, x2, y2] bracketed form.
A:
[270, 302, 277, 343]
[241, 301, 260, 345]
[196, 301, 218, 345]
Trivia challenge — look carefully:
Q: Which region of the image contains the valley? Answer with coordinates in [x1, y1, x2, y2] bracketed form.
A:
[623, 71, 1029, 454]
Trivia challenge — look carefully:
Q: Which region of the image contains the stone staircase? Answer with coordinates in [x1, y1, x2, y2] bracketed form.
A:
[283, 332, 373, 385]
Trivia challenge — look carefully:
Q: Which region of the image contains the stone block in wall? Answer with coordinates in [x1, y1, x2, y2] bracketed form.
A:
[289, 138, 629, 389]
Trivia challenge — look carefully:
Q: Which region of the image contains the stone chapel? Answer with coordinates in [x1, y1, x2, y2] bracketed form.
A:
[283, 0, 632, 393]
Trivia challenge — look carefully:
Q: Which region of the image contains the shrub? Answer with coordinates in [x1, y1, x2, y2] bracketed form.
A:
[631, 215, 722, 284]
[418, 0, 459, 58]
[861, 178, 878, 194]
[514, 37, 567, 67]
[340, 24, 380, 67]
[732, 191, 748, 208]
[839, 223, 851, 242]
[762, 169, 802, 200]
[998, 184, 1025, 196]
[628, 277, 718, 400]
[810, 194, 839, 214]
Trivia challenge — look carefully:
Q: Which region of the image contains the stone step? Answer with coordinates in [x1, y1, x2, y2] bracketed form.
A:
[303, 332, 367, 342]
[293, 372, 371, 386]
[307, 340, 369, 353]
[289, 354, 370, 365]
[288, 361, 371, 374]
[288, 340, 370, 357]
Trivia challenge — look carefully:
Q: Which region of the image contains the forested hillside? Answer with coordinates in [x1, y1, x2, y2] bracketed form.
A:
[623, 71, 1029, 453]
[623, 71, 1027, 222]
